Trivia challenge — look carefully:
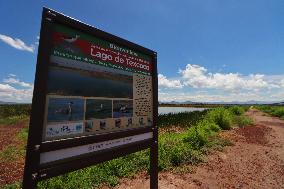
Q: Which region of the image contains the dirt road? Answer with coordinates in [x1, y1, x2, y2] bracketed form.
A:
[111, 109, 284, 189]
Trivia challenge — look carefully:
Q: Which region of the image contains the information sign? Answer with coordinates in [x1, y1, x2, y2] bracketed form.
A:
[23, 7, 158, 189]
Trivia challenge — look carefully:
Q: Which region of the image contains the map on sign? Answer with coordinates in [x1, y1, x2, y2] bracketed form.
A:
[42, 24, 153, 141]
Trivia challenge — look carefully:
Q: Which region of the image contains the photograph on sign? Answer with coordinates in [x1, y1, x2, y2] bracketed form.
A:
[42, 23, 154, 141]
[47, 97, 84, 122]
[47, 62, 133, 98]
[113, 100, 133, 118]
[85, 99, 112, 119]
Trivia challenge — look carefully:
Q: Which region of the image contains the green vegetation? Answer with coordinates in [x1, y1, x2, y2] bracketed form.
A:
[0, 115, 29, 125]
[38, 151, 150, 189]
[2, 182, 22, 189]
[257, 105, 284, 119]
[0, 146, 23, 162]
[228, 105, 245, 116]
[184, 106, 252, 151]
[158, 110, 208, 128]
[233, 115, 254, 128]
[16, 126, 29, 141]
[2, 105, 252, 189]
[0, 104, 31, 125]
[206, 108, 232, 130]
[0, 104, 31, 117]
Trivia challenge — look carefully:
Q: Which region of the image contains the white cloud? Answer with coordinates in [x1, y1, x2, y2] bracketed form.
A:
[158, 74, 183, 89]
[35, 36, 40, 45]
[8, 73, 16, 77]
[3, 77, 33, 88]
[0, 75, 33, 103]
[159, 90, 284, 103]
[179, 64, 275, 91]
[0, 34, 35, 52]
[280, 79, 284, 87]
[0, 84, 33, 103]
[158, 64, 284, 102]
[0, 83, 16, 93]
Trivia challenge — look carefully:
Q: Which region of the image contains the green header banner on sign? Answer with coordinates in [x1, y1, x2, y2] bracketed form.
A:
[51, 24, 152, 75]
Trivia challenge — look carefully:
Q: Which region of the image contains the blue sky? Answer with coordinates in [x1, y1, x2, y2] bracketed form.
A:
[0, 0, 284, 103]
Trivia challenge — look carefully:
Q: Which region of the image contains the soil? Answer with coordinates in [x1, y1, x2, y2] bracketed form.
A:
[0, 121, 27, 151]
[160, 126, 187, 134]
[0, 120, 28, 186]
[106, 109, 284, 189]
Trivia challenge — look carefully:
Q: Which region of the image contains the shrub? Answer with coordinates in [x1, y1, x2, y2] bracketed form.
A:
[158, 110, 208, 128]
[206, 108, 232, 130]
[234, 115, 253, 128]
[184, 119, 221, 149]
[185, 126, 208, 150]
[0, 104, 31, 125]
[271, 108, 284, 118]
[0, 104, 31, 118]
[229, 106, 245, 116]
[257, 106, 284, 119]
[158, 132, 203, 169]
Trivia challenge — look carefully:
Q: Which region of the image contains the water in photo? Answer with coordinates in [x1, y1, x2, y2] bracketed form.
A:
[47, 97, 84, 122]
[47, 65, 133, 98]
[113, 100, 133, 118]
[85, 99, 112, 119]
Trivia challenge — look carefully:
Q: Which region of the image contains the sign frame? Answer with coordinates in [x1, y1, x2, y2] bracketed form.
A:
[23, 7, 158, 189]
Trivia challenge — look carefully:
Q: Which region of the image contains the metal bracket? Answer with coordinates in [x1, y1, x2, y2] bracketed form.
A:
[45, 17, 52, 22]
[40, 173, 47, 178]
[34, 145, 40, 151]
[31, 173, 38, 180]
[47, 11, 56, 17]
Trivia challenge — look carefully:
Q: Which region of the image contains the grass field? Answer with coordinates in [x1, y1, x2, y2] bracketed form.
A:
[0, 104, 252, 189]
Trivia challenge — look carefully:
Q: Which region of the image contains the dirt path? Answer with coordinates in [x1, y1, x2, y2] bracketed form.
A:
[109, 109, 284, 189]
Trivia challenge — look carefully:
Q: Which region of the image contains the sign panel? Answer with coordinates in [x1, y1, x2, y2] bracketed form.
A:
[23, 8, 158, 189]
[43, 23, 153, 142]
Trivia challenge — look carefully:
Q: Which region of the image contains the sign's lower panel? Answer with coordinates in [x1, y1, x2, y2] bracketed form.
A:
[37, 137, 153, 181]
[40, 132, 153, 164]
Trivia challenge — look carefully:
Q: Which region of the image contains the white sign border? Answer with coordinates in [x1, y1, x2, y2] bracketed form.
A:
[40, 132, 153, 164]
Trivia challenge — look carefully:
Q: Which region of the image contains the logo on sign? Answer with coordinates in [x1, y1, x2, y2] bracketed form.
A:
[46, 122, 83, 138]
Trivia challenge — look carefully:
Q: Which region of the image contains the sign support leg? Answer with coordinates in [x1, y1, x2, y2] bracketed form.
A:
[22, 175, 37, 189]
[150, 130, 158, 189]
